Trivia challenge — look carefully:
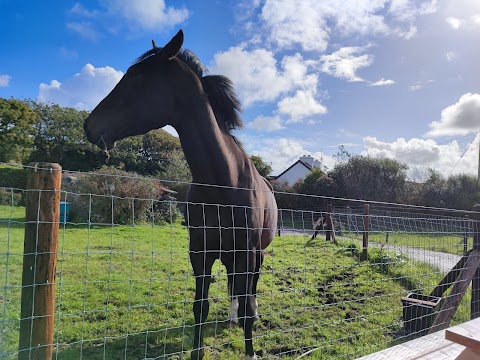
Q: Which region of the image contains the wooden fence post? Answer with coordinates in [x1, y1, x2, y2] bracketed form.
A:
[361, 204, 370, 261]
[471, 204, 480, 320]
[18, 163, 62, 360]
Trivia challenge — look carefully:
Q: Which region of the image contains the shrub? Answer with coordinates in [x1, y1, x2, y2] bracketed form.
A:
[71, 167, 179, 225]
[0, 165, 27, 189]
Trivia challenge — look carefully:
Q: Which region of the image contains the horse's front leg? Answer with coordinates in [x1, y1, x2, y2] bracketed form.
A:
[190, 252, 215, 360]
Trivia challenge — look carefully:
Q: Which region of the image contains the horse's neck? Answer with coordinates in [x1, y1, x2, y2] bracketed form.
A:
[177, 99, 248, 187]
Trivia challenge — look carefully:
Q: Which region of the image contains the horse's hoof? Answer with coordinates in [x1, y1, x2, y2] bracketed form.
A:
[190, 349, 204, 360]
[245, 354, 258, 360]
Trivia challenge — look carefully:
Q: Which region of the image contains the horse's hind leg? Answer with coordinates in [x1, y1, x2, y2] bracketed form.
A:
[224, 260, 239, 325]
[190, 252, 215, 360]
[233, 249, 257, 359]
[251, 249, 264, 319]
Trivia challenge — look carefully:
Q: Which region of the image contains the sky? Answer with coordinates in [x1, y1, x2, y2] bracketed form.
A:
[1, 0, 480, 178]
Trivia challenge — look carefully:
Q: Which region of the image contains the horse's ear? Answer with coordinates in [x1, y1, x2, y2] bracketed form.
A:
[160, 29, 183, 59]
[152, 39, 158, 49]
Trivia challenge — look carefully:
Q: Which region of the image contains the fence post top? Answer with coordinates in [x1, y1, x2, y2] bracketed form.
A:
[27, 162, 62, 172]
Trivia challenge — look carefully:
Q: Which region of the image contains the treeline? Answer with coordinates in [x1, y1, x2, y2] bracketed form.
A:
[274, 148, 480, 211]
[0, 97, 190, 180]
[1, 97, 478, 211]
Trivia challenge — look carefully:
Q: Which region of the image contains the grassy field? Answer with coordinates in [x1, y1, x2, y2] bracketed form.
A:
[0, 205, 472, 359]
[278, 210, 472, 256]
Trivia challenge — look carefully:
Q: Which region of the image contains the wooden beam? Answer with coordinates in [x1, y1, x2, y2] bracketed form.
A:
[429, 249, 480, 334]
[361, 204, 369, 261]
[430, 251, 470, 298]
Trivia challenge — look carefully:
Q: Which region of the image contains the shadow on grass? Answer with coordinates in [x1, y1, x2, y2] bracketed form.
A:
[54, 320, 236, 360]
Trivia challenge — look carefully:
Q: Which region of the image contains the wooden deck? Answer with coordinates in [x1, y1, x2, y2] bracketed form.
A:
[357, 318, 480, 360]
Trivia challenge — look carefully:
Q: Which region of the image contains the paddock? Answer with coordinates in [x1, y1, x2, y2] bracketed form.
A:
[1, 163, 479, 359]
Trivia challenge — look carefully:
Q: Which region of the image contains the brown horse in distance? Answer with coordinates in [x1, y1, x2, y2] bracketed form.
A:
[83, 30, 278, 360]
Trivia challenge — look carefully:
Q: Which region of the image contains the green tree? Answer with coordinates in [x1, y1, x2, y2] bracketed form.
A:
[250, 155, 272, 177]
[0, 98, 37, 162]
[28, 102, 102, 170]
[330, 155, 407, 202]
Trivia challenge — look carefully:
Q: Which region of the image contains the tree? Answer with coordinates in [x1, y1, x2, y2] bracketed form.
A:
[28, 102, 102, 170]
[0, 98, 37, 162]
[250, 155, 272, 177]
[329, 155, 408, 202]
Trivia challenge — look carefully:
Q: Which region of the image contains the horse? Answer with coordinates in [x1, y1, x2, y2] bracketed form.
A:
[83, 30, 278, 360]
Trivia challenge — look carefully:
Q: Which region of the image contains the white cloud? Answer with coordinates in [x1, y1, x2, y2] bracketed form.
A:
[66, 22, 100, 41]
[68, 0, 189, 38]
[0, 74, 12, 87]
[409, 83, 422, 91]
[445, 51, 457, 62]
[257, 0, 436, 52]
[445, 16, 465, 29]
[320, 46, 374, 82]
[103, 0, 189, 31]
[426, 93, 480, 137]
[445, 14, 480, 30]
[69, 3, 100, 17]
[362, 136, 477, 176]
[389, 0, 437, 22]
[277, 90, 327, 121]
[37, 63, 123, 110]
[243, 135, 336, 174]
[370, 78, 396, 86]
[211, 48, 318, 106]
[247, 115, 284, 131]
[473, 14, 480, 25]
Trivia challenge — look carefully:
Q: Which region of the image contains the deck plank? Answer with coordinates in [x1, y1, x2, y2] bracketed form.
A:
[445, 318, 480, 353]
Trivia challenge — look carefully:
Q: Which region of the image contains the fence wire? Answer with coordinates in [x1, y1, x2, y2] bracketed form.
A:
[0, 174, 478, 359]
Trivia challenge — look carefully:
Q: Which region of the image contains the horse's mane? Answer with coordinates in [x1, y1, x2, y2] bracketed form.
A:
[133, 47, 244, 139]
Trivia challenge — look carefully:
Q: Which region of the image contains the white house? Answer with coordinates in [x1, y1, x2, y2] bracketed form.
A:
[272, 155, 322, 185]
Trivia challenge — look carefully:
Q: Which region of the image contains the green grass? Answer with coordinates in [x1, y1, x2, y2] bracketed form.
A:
[0, 205, 472, 359]
[342, 231, 471, 256]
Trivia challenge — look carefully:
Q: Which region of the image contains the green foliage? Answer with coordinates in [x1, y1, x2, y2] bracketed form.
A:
[0, 164, 27, 189]
[107, 129, 191, 180]
[0, 98, 37, 162]
[250, 154, 272, 177]
[417, 170, 480, 210]
[330, 155, 407, 202]
[368, 248, 406, 273]
[73, 167, 178, 224]
[28, 101, 103, 170]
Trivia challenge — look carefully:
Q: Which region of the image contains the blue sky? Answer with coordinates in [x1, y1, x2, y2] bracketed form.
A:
[1, 0, 480, 177]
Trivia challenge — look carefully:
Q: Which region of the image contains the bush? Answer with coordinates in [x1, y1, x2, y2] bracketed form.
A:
[0, 165, 27, 189]
[71, 167, 179, 225]
[0, 188, 24, 206]
[368, 248, 405, 273]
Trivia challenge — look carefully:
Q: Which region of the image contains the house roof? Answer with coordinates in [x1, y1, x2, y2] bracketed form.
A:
[271, 160, 313, 180]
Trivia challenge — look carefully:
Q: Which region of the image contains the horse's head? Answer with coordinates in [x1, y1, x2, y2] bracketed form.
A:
[84, 30, 199, 151]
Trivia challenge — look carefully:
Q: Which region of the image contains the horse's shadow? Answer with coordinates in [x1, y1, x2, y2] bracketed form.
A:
[54, 319, 238, 359]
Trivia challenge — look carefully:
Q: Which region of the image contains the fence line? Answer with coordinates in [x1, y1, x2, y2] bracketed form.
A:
[1, 164, 480, 359]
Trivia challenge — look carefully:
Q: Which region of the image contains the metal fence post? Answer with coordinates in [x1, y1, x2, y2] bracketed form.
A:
[18, 163, 62, 360]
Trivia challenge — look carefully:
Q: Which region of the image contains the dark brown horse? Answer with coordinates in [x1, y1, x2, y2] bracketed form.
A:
[83, 30, 278, 360]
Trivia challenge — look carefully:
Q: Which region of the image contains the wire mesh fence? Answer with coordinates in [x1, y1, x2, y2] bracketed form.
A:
[0, 166, 479, 359]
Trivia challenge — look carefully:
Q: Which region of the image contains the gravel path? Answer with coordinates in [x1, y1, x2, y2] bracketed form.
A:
[373, 243, 461, 273]
[280, 228, 462, 273]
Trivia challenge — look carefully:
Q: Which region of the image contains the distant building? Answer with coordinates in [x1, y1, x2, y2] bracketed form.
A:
[270, 155, 322, 185]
